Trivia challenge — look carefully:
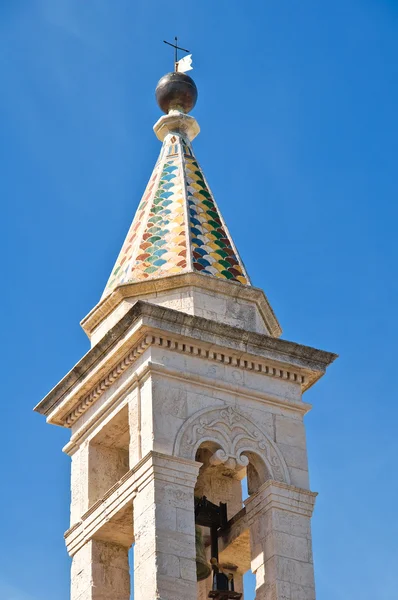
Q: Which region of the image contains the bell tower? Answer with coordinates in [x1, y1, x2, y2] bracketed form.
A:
[35, 69, 336, 600]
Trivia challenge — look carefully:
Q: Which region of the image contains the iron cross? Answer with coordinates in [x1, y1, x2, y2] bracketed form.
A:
[163, 37, 190, 70]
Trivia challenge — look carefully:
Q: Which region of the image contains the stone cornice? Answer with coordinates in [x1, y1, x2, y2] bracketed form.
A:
[63, 336, 151, 426]
[35, 301, 337, 427]
[80, 272, 282, 339]
[62, 362, 312, 456]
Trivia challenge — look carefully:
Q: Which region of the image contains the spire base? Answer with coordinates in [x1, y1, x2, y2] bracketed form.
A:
[154, 110, 200, 142]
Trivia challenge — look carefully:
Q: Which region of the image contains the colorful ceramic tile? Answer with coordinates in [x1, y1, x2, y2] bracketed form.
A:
[184, 153, 249, 285]
[102, 131, 250, 297]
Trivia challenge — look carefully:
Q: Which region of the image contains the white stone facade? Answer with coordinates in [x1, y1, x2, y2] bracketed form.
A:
[34, 91, 336, 600]
[35, 296, 335, 600]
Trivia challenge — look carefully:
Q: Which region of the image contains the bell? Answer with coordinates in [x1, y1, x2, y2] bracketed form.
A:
[196, 526, 212, 581]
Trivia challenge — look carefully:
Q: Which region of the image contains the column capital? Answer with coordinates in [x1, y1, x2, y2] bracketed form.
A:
[134, 450, 202, 493]
[244, 480, 318, 522]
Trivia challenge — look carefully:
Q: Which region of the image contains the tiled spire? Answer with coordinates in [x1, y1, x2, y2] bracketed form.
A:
[102, 75, 250, 299]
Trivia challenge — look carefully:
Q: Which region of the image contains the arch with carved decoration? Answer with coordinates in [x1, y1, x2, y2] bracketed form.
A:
[173, 405, 290, 486]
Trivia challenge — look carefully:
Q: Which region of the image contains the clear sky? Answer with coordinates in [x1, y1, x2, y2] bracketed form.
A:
[1, 1, 398, 599]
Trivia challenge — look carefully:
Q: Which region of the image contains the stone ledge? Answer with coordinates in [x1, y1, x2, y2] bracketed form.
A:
[35, 301, 337, 427]
[244, 481, 318, 521]
[81, 272, 281, 339]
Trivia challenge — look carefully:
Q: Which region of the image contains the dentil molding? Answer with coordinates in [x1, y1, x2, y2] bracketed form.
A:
[64, 334, 308, 427]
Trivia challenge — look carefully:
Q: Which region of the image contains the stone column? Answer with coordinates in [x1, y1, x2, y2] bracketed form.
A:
[71, 539, 130, 600]
[245, 481, 317, 600]
[133, 452, 201, 600]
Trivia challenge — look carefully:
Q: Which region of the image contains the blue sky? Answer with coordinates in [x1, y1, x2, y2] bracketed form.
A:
[1, 1, 398, 599]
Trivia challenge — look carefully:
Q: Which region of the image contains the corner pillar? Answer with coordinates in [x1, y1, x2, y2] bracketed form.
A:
[245, 481, 317, 600]
[71, 539, 130, 600]
[133, 452, 201, 600]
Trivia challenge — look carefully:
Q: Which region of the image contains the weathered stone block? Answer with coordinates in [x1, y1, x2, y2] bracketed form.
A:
[275, 416, 306, 449]
[71, 540, 130, 600]
[177, 507, 195, 534]
[264, 530, 310, 562]
[271, 510, 312, 540]
[275, 556, 315, 588]
[179, 557, 197, 582]
[288, 466, 310, 490]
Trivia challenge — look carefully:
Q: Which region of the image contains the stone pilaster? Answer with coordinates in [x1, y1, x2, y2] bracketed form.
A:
[71, 539, 130, 600]
[245, 481, 317, 600]
[133, 452, 201, 600]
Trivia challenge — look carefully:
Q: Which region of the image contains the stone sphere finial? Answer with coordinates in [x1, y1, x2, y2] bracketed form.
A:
[155, 71, 198, 114]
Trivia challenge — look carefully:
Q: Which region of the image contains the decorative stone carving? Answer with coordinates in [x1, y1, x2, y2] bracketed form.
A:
[174, 406, 290, 484]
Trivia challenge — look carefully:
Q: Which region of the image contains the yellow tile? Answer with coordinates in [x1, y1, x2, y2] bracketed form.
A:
[236, 275, 248, 284]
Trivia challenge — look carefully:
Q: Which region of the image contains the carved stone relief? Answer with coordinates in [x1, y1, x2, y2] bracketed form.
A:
[174, 405, 290, 484]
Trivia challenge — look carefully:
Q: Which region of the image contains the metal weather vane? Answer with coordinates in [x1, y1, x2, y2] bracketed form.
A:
[163, 37, 193, 73]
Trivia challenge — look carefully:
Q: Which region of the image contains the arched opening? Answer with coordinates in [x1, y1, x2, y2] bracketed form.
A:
[194, 443, 245, 600]
[171, 405, 291, 599]
[242, 450, 272, 496]
[239, 451, 271, 600]
[193, 444, 272, 600]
